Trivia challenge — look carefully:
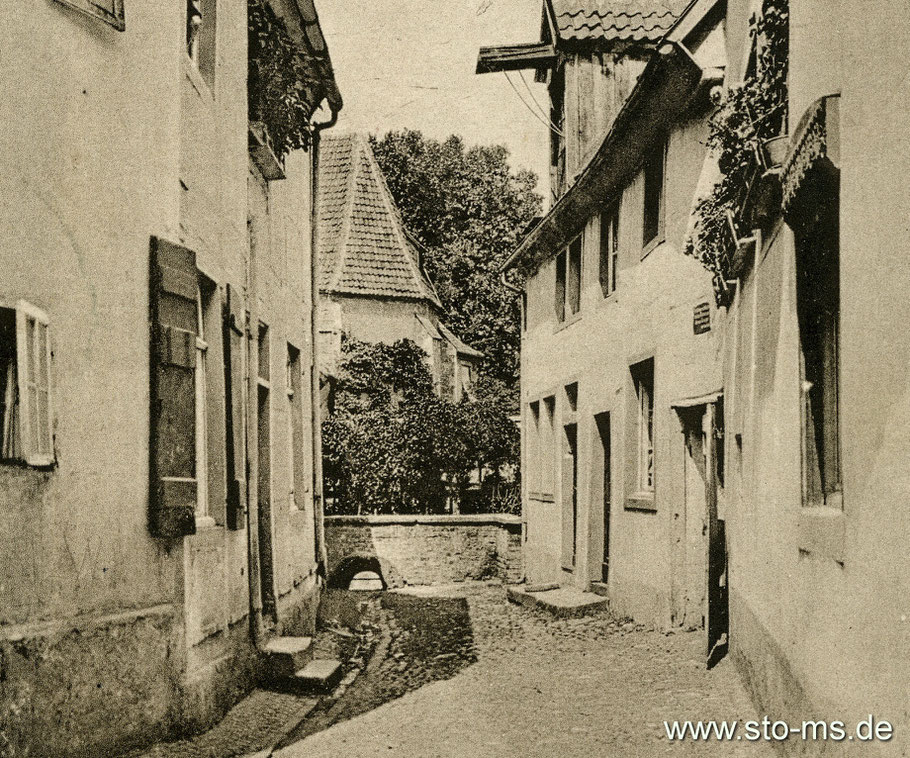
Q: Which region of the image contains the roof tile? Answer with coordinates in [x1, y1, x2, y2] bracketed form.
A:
[550, 0, 687, 43]
[317, 133, 440, 304]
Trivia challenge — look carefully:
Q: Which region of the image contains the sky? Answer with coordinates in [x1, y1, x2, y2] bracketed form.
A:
[316, 0, 552, 204]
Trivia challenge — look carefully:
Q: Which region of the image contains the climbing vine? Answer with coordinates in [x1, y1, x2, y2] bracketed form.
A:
[685, 0, 789, 301]
[248, 0, 323, 160]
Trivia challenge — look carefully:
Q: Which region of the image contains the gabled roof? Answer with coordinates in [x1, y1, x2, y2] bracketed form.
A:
[548, 0, 688, 44]
[317, 133, 440, 305]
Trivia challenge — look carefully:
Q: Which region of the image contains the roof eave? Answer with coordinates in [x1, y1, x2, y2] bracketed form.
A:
[501, 40, 705, 274]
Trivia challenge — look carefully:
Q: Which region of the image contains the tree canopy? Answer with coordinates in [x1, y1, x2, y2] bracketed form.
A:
[322, 338, 519, 515]
[369, 130, 542, 397]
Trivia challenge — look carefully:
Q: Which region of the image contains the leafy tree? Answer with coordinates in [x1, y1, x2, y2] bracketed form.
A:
[323, 338, 519, 515]
[369, 131, 542, 396]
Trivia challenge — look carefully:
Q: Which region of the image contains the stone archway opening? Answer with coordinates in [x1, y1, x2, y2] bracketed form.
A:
[327, 555, 388, 591]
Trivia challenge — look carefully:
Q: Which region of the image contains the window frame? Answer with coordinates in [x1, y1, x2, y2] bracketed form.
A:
[13, 301, 55, 468]
[555, 232, 583, 324]
[627, 358, 655, 509]
[52, 0, 125, 32]
[599, 202, 620, 298]
[194, 284, 213, 526]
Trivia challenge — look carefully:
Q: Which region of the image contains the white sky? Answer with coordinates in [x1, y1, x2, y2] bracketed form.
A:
[316, 0, 552, 204]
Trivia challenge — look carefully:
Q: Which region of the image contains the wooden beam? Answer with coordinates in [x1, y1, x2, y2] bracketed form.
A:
[476, 42, 557, 74]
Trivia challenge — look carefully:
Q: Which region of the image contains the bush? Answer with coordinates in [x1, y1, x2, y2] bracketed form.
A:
[322, 338, 519, 515]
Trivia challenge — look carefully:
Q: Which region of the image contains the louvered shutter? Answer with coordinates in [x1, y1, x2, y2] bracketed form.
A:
[224, 283, 247, 530]
[149, 236, 198, 538]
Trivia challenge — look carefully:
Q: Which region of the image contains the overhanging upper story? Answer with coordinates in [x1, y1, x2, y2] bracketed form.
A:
[497, 0, 727, 285]
[477, 0, 691, 202]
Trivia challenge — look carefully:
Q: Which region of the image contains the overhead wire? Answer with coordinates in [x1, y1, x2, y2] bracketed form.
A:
[503, 72, 564, 138]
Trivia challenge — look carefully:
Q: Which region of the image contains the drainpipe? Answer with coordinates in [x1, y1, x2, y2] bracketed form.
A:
[309, 101, 338, 583]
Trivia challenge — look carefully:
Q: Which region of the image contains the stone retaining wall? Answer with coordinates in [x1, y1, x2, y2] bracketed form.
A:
[324, 514, 523, 588]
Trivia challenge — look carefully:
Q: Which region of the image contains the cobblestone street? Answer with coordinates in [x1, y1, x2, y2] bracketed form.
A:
[273, 582, 774, 758]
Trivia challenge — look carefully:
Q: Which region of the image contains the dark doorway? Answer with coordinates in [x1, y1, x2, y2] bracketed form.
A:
[595, 413, 611, 583]
[561, 423, 578, 571]
[257, 324, 277, 624]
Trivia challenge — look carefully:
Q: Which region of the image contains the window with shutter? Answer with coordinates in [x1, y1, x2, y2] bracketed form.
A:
[149, 236, 199, 538]
[53, 0, 125, 31]
[0, 302, 54, 468]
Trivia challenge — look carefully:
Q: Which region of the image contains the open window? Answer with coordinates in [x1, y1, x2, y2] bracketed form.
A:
[0, 302, 54, 468]
[642, 143, 666, 251]
[600, 203, 619, 297]
[630, 358, 655, 497]
[186, 0, 216, 88]
[555, 234, 583, 323]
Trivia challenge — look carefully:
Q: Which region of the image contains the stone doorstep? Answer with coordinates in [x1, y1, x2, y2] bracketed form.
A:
[262, 636, 314, 679]
[506, 585, 611, 619]
[292, 659, 344, 694]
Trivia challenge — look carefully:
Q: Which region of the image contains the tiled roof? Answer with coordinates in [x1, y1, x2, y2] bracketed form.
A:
[317, 133, 440, 305]
[550, 0, 687, 43]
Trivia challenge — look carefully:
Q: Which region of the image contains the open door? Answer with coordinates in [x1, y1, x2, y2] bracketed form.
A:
[595, 413, 611, 583]
[674, 396, 727, 667]
[561, 423, 578, 571]
[705, 400, 728, 667]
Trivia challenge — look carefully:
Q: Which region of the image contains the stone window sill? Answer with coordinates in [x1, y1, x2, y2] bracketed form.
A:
[625, 492, 656, 512]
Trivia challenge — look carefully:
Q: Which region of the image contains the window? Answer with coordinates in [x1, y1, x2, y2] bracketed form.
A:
[600, 204, 619, 297]
[642, 144, 666, 250]
[631, 359, 654, 493]
[796, 175, 841, 508]
[53, 0, 125, 31]
[0, 303, 53, 466]
[555, 235, 583, 323]
[194, 282, 213, 524]
[0, 302, 53, 467]
[528, 401, 541, 495]
[554, 250, 566, 322]
[186, 0, 216, 87]
[542, 396, 556, 498]
[287, 344, 303, 512]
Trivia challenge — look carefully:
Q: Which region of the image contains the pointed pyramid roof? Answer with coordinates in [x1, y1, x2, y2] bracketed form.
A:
[317, 133, 441, 306]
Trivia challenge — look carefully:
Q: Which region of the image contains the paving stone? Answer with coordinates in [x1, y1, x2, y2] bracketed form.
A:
[274, 583, 775, 758]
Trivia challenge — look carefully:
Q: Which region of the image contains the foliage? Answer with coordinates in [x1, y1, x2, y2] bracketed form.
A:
[248, 0, 323, 160]
[369, 131, 542, 396]
[685, 0, 789, 300]
[322, 338, 520, 515]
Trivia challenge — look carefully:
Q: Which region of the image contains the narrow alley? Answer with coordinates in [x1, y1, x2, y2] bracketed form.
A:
[271, 582, 771, 758]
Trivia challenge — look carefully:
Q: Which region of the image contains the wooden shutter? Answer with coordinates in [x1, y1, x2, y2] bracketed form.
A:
[149, 236, 198, 538]
[224, 283, 247, 530]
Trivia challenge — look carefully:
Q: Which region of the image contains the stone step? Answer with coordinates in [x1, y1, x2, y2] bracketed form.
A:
[292, 659, 344, 694]
[506, 585, 611, 619]
[262, 636, 314, 680]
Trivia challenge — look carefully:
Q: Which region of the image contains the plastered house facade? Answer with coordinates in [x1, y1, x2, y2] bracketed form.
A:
[484, 0, 910, 751]
[479, 0, 728, 635]
[0, 1, 340, 755]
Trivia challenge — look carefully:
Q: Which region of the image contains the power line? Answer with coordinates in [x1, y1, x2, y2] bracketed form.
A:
[503, 72, 564, 137]
[518, 70, 552, 124]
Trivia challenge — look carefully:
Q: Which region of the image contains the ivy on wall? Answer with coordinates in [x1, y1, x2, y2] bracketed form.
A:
[322, 338, 519, 516]
[685, 0, 789, 301]
[248, 0, 323, 160]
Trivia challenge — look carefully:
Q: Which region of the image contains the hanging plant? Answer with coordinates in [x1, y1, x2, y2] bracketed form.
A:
[686, 0, 789, 302]
[248, 0, 323, 160]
